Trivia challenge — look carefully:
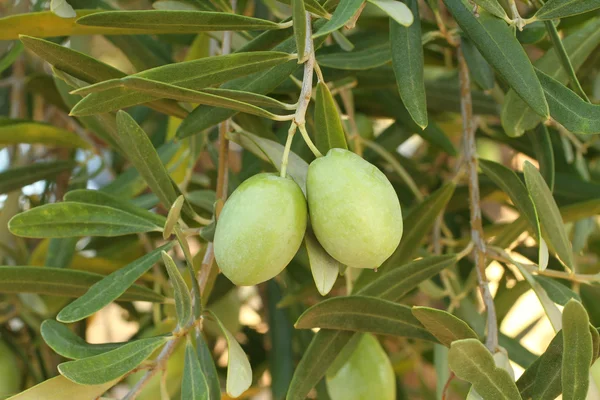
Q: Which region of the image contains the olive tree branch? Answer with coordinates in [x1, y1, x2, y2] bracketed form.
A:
[458, 43, 498, 352]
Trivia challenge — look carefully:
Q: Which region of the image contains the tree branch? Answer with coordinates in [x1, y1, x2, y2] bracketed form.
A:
[458, 43, 498, 352]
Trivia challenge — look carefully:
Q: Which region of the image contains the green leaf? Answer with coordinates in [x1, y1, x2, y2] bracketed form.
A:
[534, 0, 600, 21]
[196, 331, 221, 400]
[305, 230, 340, 296]
[562, 300, 593, 400]
[64, 189, 166, 227]
[41, 320, 121, 359]
[443, 0, 549, 118]
[316, 42, 390, 70]
[313, 0, 365, 38]
[479, 159, 541, 244]
[357, 254, 457, 301]
[293, 0, 308, 62]
[368, 0, 413, 26]
[276, 0, 331, 18]
[314, 81, 348, 154]
[528, 125, 555, 191]
[0, 119, 91, 149]
[115, 111, 181, 212]
[461, 36, 495, 91]
[202, 88, 296, 110]
[286, 330, 355, 400]
[56, 243, 174, 323]
[19, 35, 184, 118]
[162, 251, 192, 327]
[0, 266, 164, 302]
[206, 310, 252, 398]
[535, 276, 580, 306]
[0, 160, 75, 195]
[501, 17, 600, 137]
[448, 339, 523, 400]
[412, 307, 479, 347]
[390, 0, 427, 129]
[517, 330, 563, 400]
[536, 68, 600, 135]
[182, 338, 210, 400]
[472, 0, 509, 21]
[295, 296, 437, 342]
[5, 375, 118, 400]
[58, 337, 168, 385]
[0, 41, 24, 75]
[9, 202, 160, 238]
[71, 51, 292, 116]
[227, 130, 309, 194]
[524, 161, 574, 268]
[164, 195, 185, 239]
[51, 0, 76, 18]
[76, 10, 282, 33]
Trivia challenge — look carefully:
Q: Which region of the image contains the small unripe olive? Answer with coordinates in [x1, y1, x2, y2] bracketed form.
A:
[326, 334, 396, 400]
[214, 173, 307, 286]
[307, 149, 403, 269]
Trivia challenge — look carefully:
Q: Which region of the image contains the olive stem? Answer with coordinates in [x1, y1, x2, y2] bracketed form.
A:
[280, 123, 298, 178]
[298, 123, 323, 158]
[458, 43, 498, 352]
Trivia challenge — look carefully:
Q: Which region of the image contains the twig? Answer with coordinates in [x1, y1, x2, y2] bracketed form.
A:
[458, 43, 498, 352]
[442, 372, 456, 400]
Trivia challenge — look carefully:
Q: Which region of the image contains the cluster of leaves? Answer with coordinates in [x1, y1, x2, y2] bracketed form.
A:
[0, 0, 600, 399]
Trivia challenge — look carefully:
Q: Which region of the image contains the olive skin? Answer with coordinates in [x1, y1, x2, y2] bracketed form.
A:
[214, 173, 307, 286]
[307, 149, 403, 269]
[326, 334, 396, 400]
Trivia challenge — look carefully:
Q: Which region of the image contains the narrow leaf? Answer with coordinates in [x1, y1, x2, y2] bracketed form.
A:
[313, 0, 365, 38]
[56, 243, 174, 323]
[472, 0, 509, 21]
[0, 161, 75, 194]
[41, 320, 121, 359]
[58, 337, 168, 385]
[461, 36, 495, 90]
[412, 307, 479, 347]
[449, 339, 523, 400]
[293, 0, 308, 62]
[0, 41, 24, 75]
[164, 195, 185, 239]
[305, 230, 340, 296]
[535, 276, 580, 306]
[182, 338, 210, 400]
[524, 161, 574, 268]
[9, 202, 160, 238]
[5, 376, 117, 400]
[443, 0, 549, 118]
[207, 311, 252, 398]
[295, 296, 437, 342]
[368, 0, 413, 26]
[390, 0, 427, 129]
[0, 119, 90, 149]
[316, 43, 390, 70]
[562, 300, 593, 400]
[528, 124, 555, 191]
[535, 0, 600, 21]
[162, 251, 192, 327]
[520, 331, 563, 400]
[0, 266, 164, 302]
[76, 10, 282, 33]
[196, 331, 221, 400]
[276, 0, 331, 18]
[314, 81, 348, 154]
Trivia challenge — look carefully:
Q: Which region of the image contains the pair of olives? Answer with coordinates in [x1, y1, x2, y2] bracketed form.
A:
[214, 148, 403, 286]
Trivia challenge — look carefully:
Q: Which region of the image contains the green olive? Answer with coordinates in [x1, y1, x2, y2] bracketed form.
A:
[307, 149, 403, 269]
[0, 339, 21, 397]
[214, 173, 307, 286]
[326, 334, 396, 400]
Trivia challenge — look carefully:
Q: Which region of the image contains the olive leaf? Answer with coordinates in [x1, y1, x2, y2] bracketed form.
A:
[517, 330, 563, 400]
[314, 81, 348, 154]
[305, 230, 340, 296]
[0, 119, 90, 149]
[295, 295, 436, 342]
[276, 0, 331, 18]
[58, 337, 168, 385]
[292, 0, 308, 62]
[412, 307, 479, 347]
[3, 375, 119, 400]
[390, 0, 427, 129]
[528, 125, 555, 191]
[534, 0, 600, 21]
[206, 310, 252, 398]
[535, 276, 580, 305]
[448, 339, 523, 400]
[162, 251, 192, 327]
[195, 331, 221, 400]
[313, 0, 365, 38]
[443, 0, 549, 119]
[562, 300, 593, 400]
[316, 43, 390, 70]
[9, 202, 161, 238]
[0, 266, 164, 302]
[0, 41, 23, 75]
[56, 243, 174, 323]
[0, 161, 75, 195]
[182, 338, 210, 400]
[50, 0, 76, 18]
[367, 0, 413, 26]
[472, 0, 509, 21]
[461, 36, 495, 91]
[41, 320, 121, 359]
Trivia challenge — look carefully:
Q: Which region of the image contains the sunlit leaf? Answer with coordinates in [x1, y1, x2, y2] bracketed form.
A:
[0, 119, 90, 149]
[5, 376, 118, 400]
[51, 0, 76, 18]
[305, 230, 340, 296]
[412, 307, 479, 347]
[368, 0, 413, 26]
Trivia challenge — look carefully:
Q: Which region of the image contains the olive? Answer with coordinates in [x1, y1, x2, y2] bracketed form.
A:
[214, 173, 307, 286]
[326, 334, 396, 400]
[306, 149, 403, 269]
